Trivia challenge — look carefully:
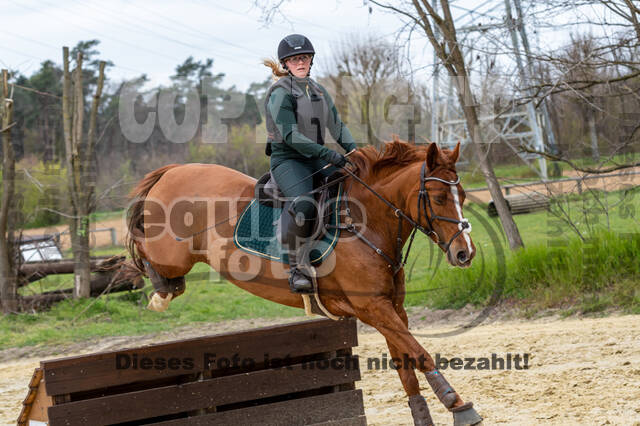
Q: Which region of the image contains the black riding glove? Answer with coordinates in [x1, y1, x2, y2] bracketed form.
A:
[325, 150, 347, 168]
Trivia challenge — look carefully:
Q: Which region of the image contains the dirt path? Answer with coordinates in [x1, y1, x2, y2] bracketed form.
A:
[356, 314, 640, 425]
[466, 167, 640, 204]
[2, 313, 639, 425]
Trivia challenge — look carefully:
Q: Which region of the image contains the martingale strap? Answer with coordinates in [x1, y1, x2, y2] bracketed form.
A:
[325, 215, 418, 276]
[326, 222, 399, 270]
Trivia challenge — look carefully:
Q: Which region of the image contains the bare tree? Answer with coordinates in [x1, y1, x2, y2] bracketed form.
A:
[325, 34, 431, 146]
[587, 0, 640, 41]
[323, 34, 405, 146]
[368, 0, 525, 249]
[526, 1, 640, 99]
[0, 69, 18, 313]
[564, 34, 604, 162]
[62, 47, 106, 298]
[516, 17, 640, 172]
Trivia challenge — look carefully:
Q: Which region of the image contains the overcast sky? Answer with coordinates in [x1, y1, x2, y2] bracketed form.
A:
[2, 0, 411, 91]
[1, 0, 615, 92]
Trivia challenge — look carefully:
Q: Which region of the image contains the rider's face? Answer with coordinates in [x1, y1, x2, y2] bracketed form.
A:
[285, 54, 312, 78]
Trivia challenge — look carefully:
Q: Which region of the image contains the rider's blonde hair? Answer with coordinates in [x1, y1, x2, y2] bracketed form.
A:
[263, 58, 288, 80]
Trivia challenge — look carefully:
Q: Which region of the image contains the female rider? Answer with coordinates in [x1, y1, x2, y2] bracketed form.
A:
[263, 34, 356, 293]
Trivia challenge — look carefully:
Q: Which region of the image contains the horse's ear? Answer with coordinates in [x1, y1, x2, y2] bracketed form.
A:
[450, 141, 461, 163]
[426, 142, 439, 171]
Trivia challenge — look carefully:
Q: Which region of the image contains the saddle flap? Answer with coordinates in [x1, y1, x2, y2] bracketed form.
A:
[264, 172, 285, 199]
[255, 171, 286, 208]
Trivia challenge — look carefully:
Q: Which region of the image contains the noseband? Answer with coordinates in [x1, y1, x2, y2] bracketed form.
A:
[335, 160, 472, 275]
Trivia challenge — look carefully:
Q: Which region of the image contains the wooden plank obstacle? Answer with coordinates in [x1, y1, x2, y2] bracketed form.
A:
[18, 318, 366, 425]
[488, 192, 550, 217]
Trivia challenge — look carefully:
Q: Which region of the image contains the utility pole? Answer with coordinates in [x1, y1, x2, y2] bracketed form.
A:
[504, 0, 547, 179]
[512, 0, 562, 174]
[432, 1, 551, 179]
[430, 0, 440, 144]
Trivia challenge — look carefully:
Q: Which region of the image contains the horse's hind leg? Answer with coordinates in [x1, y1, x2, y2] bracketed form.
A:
[356, 300, 482, 425]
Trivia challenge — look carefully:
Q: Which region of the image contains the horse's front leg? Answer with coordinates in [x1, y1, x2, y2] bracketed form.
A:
[385, 337, 434, 426]
[385, 303, 434, 426]
[356, 298, 483, 426]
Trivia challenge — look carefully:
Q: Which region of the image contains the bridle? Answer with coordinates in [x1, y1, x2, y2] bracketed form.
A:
[416, 161, 472, 253]
[331, 160, 472, 275]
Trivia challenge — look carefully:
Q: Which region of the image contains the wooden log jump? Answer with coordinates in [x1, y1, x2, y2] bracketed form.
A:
[17, 256, 145, 311]
[18, 318, 366, 426]
[18, 256, 134, 285]
[488, 192, 550, 217]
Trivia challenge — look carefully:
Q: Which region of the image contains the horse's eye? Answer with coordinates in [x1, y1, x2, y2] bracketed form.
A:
[433, 195, 446, 206]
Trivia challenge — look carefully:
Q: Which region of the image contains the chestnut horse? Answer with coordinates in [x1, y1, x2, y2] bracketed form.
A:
[126, 140, 481, 425]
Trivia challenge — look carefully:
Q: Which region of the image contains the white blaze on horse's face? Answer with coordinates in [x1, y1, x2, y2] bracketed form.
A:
[449, 184, 473, 256]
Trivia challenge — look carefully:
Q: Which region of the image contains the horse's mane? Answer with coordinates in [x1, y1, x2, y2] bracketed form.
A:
[348, 136, 429, 180]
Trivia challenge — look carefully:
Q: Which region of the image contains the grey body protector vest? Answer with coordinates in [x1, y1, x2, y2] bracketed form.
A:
[264, 76, 330, 156]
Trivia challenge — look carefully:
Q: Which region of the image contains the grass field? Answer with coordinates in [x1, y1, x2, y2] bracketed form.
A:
[2, 186, 639, 349]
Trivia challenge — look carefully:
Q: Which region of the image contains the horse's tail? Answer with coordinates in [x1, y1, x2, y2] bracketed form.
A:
[126, 164, 181, 273]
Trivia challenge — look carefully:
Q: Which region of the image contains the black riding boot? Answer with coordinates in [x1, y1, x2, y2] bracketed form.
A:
[281, 201, 314, 293]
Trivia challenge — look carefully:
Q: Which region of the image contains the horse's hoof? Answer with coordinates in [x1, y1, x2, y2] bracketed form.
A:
[452, 402, 482, 426]
[147, 292, 172, 312]
[408, 395, 434, 426]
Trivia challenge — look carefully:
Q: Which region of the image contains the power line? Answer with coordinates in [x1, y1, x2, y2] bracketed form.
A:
[12, 83, 61, 99]
[115, 0, 267, 57]
[1, 44, 52, 64]
[12, 0, 181, 63]
[67, 0, 263, 65]
[191, 0, 341, 35]
[0, 29, 150, 77]
[10, 0, 263, 82]
[5, 0, 411, 90]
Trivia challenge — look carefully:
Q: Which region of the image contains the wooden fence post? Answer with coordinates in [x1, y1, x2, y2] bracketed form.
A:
[0, 69, 18, 313]
[62, 46, 107, 299]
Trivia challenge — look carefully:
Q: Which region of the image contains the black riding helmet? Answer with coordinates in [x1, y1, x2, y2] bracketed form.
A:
[278, 34, 315, 70]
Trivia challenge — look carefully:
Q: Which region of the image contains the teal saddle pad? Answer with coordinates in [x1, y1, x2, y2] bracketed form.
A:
[233, 183, 343, 264]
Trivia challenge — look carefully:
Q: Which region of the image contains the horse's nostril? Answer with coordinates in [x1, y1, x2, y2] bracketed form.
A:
[456, 250, 468, 263]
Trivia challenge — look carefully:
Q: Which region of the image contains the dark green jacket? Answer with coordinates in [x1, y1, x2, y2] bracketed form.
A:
[265, 76, 356, 168]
